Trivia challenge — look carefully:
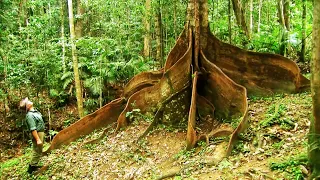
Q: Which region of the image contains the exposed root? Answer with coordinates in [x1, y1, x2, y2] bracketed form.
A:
[137, 108, 163, 141]
[123, 70, 163, 98]
[44, 98, 125, 154]
[186, 71, 199, 150]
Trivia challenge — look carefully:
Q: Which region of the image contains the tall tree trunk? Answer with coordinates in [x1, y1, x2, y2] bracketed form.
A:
[173, 0, 177, 38]
[68, 0, 84, 118]
[143, 0, 151, 58]
[211, 0, 215, 33]
[18, 0, 27, 27]
[231, 0, 250, 40]
[309, 0, 320, 178]
[283, 0, 290, 31]
[228, 0, 232, 44]
[284, 0, 291, 56]
[60, 0, 66, 73]
[277, 0, 287, 56]
[155, 0, 164, 67]
[75, 0, 84, 38]
[249, 0, 253, 35]
[300, 0, 307, 62]
[257, 0, 262, 33]
[99, 58, 103, 108]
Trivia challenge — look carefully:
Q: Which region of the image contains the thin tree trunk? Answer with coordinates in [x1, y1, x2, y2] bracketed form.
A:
[19, 0, 28, 27]
[99, 59, 103, 108]
[258, 0, 262, 33]
[228, 0, 232, 44]
[48, 107, 51, 141]
[68, 0, 84, 118]
[277, 0, 287, 56]
[211, 0, 214, 33]
[300, 0, 306, 62]
[309, 0, 320, 178]
[60, 0, 66, 73]
[174, 0, 177, 38]
[283, 0, 290, 31]
[249, 0, 253, 35]
[284, 0, 291, 56]
[231, 0, 250, 40]
[155, 0, 164, 67]
[75, 0, 84, 38]
[143, 0, 151, 58]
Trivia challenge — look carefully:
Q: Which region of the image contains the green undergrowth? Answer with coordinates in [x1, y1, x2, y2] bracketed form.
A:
[270, 153, 308, 180]
[260, 103, 294, 129]
[0, 146, 41, 179]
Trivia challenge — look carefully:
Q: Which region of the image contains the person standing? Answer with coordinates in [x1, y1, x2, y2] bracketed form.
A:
[19, 97, 45, 174]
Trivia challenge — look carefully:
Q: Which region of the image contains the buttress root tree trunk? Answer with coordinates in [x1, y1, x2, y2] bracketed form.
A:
[44, 0, 309, 156]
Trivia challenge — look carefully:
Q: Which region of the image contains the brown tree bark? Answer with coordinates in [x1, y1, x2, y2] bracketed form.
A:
[143, 0, 151, 58]
[284, 0, 291, 55]
[46, 0, 309, 157]
[67, 0, 84, 118]
[300, 0, 307, 62]
[277, 0, 287, 56]
[173, 0, 177, 38]
[75, 0, 84, 38]
[309, 0, 320, 178]
[228, 0, 232, 44]
[257, 0, 262, 33]
[60, 0, 66, 73]
[231, 0, 250, 40]
[155, 1, 164, 67]
[249, 0, 253, 35]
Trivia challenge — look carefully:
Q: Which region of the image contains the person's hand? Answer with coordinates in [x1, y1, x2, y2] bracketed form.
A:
[36, 139, 43, 146]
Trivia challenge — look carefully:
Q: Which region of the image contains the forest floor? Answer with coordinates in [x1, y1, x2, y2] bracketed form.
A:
[0, 91, 312, 180]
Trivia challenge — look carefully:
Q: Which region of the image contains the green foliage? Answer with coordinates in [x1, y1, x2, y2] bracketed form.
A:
[260, 103, 294, 130]
[270, 153, 308, 180]
[126, 107, 153, 124]
[49, 129, 59, 137]
[174, 149, 196, 160]
[218, 159, 232, 170]
[0, 146, 34, 179]
[63, 119, 72, 128]
[0, 158, 20, 170]
[272, 140, 285, 150]
[232, 140, 250, 154]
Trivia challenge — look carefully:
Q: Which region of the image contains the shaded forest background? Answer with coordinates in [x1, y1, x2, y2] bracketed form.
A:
[0, 0, 314, 161]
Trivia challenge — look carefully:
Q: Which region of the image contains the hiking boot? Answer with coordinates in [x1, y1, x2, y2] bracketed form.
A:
[27, 164, 42, 174]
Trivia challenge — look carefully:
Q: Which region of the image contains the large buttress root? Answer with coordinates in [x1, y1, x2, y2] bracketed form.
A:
[203, 32, 310, 96]
[186, 71, 199, 150]
[123, 70, 164, 98]
[116, 29, 193, 130]
[46, 0, 309, 157]
[44, 98, 125, 154]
